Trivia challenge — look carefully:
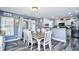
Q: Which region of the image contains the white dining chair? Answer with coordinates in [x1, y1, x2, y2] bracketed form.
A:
[23, 29, 37, 50]
[23, 29, 28, 45]
[43, 30, 52, 51]
[27, 30, 33, 50]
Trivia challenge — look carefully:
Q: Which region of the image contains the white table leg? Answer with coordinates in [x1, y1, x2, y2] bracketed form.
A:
[38, 40, 40, 51]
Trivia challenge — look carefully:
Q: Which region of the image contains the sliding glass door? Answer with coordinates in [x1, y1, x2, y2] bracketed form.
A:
[1, 16, 14, 36]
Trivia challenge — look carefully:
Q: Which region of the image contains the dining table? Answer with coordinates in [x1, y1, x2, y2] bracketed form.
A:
[32, 32, 44, 51]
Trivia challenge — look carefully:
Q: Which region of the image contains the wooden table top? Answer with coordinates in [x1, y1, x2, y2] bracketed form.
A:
[32, 32, 44, 40]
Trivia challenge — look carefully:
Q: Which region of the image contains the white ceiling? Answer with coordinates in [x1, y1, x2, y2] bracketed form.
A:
[0, 7, 79, 18]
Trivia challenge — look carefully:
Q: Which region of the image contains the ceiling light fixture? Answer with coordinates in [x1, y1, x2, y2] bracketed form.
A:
[32, 6, 39, 12]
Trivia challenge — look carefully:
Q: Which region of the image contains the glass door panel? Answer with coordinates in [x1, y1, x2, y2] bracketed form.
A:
[1, 16, 14, 36]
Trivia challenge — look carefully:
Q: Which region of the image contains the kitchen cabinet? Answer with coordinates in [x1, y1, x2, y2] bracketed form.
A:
[52, 28, 66, 43]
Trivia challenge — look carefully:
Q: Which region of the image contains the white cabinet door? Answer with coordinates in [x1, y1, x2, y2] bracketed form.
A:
[52, 28, 66, 43]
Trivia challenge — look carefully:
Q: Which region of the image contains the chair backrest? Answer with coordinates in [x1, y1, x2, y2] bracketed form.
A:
[44, 31, 52, 44]
[41, 28, 46, 33]
[23, 29, 28, 41]
[26, 30, 32, 42]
